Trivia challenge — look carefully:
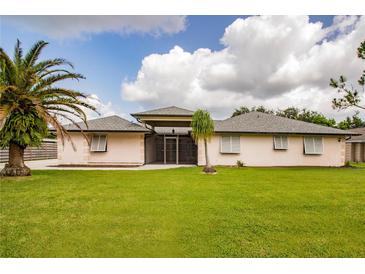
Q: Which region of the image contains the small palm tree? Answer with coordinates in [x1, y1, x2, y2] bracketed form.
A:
[0, 40, 96, 176]
[191, 109, 216, 173]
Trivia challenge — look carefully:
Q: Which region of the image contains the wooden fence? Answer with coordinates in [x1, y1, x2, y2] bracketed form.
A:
[0, 139, 57, 163]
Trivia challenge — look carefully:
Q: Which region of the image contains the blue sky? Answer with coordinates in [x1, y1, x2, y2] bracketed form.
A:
[1, 15, 363, 121]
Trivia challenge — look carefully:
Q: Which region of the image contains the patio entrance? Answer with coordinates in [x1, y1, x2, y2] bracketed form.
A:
[165, 137, 177, 164]
[145, 134, 197, 165]
[132, 106, 197, 165]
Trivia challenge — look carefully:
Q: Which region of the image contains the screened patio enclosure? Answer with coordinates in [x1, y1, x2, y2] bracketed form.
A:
[145, 130, 197, 164]
[131, 106, 197, 165]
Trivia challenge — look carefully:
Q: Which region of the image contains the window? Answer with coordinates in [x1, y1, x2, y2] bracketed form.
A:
[220, 136, 240, 153]
[273, 136, 288, 150]
[90, 135, 107, 152]
[304, 136, 323, 155]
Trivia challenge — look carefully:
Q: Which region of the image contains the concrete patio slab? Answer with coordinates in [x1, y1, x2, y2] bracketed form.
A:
[0, 159, 195, 170]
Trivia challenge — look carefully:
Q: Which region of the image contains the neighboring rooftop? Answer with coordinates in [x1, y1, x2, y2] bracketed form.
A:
[62, 115, 150, 132]
[131, 106, 194, 117]
[214, 111, 357, 135]
[346, 127, 365, 142]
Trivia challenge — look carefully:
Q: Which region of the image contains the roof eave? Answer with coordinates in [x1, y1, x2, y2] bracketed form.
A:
[50, 129, 150, 133]
[131, 113, 193, 118]
[213, 130, 354, 136]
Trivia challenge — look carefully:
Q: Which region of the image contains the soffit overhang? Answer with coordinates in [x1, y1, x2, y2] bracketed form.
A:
[132, 114, 192, 127]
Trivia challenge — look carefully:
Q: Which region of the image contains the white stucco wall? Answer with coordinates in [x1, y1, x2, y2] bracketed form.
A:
[57, 132, 145, 165]
[198, 134, 346, 167]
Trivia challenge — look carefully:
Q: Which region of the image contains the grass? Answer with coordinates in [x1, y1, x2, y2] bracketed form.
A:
[350, 162, 365, 168]
[1, 167, 364, 258]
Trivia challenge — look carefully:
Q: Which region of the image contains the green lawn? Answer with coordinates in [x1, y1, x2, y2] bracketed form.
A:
[350, 162, 365, 168]
[1, 167, 364, 258]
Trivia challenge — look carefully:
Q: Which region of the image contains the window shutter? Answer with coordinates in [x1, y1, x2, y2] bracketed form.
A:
[281, 136, 288, 149]
[220, 136, 240, 153]
[231, 136, 240, 153]
[274, 136, 288, 150]
[91, 135, 99, 151]
[90, 135, 107, 152]
[221, 136, 231, 153]
[98, 135, 107, 151]
[274, 136, 280, 149]
[304, 137, 314, 154]
[304, 136, 323, 154]
[314, 136, 323, 154]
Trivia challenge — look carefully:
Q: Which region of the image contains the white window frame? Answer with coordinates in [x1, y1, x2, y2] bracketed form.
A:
[220, 135, 240, 154]
[273, 135, 288, 150]
[90, 134, 107, 152]
[304, 136, 323, 155]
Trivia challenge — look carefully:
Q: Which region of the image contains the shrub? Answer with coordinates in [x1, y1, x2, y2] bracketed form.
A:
[237, 160, 245, 168]
[344, 161, 351, 167]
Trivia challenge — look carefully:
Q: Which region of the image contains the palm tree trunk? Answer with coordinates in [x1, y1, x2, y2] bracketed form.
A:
[203, 138, 216, 173]
[204, 138, 211, 168]
[0, 141, 31, 176]
[9, 142, 26, 167]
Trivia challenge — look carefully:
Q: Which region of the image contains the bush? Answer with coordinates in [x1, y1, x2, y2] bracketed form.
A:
[237, 160, 245, 168]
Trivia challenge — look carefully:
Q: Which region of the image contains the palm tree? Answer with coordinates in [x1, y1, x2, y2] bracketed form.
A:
[0, 40, 96, 176]
[191, 109, 216, 174]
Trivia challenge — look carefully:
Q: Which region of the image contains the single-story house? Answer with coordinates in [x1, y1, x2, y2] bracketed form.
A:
[345, 127, 365, 162]
[57, 106, 358, 167]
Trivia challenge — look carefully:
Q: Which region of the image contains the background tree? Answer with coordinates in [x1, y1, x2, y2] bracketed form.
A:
[275, 107, 299, 120]
[337, 112, 365, 129]
[231, 105, 274, 117]
[232, 105, 337, 127]
[0, 40, 97, 176]
[277, 108, 337, 127]
[330, 40, 365, 111]
[254, 105, 275, 114]
[232, 106, 250, 117]
[191, 109, 216, 174]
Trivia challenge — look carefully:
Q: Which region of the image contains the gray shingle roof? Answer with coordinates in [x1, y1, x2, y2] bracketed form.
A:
[131, 106, 194, 117]
[63, 115, 150, 132]
[214, 112, 357, 135]
[346, 127, 365, 142]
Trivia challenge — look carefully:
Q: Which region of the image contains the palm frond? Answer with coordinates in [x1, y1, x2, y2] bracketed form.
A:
[0, 48, 16, 83]
[1, 39, 98, 151]
[42, 97, 97, 113]
[31, 73, 85, 92]
[52, 111, 91, 147]
[39, 69, 75, 79]
[191, 109, 214, 142]
[33, 58, 74, 73]
[14, 39, 23, 68]
[23, 40, 48, 69]
[35, 105, 70, 147]
[46, 103, 89, 125]
[32, 87, 88, 99]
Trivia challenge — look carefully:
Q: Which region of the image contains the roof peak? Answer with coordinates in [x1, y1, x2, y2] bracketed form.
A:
[81, 114, 122, 121]
[146, 105, 192, 111]
[131, 105, 194, 117]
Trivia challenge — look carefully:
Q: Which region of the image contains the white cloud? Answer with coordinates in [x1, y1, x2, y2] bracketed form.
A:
[85, 94, 130, 120]
[3, 16, 187, 39]
[121, 15, 365, 120]
[52, 94, 123, 126]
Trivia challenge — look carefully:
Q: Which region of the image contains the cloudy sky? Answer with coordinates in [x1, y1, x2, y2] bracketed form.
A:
[1, 15, 364, 121]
